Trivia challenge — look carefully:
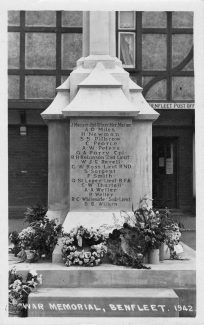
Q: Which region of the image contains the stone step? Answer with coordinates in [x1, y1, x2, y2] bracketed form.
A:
[17, 265, 196, 289]
[28, 288, 179, 317]
[14, 242, 196, 289]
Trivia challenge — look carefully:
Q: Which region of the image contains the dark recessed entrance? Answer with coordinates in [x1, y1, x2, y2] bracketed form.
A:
[153, 137, 178, 209]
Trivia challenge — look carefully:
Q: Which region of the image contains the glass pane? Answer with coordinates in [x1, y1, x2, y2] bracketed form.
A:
[25, 76, 56, 98]
[8, 32, 20, 69]
[62, 11, 82, 27]
[25, 33, 56, 69]
[142, 12, 166, 28]
[119, 32, 135, 68]
[172, 34, 193, 68]
[182, 59, 194, 71]
[145, 79, 167, 100]
[8, 76, 20, 99]
[61, 34, 82, 69]
[172, 77, 194, 100]
[142, 34, 167, 70]
[8, 11, 20, 26]
[119, 11, 135, 29]
[25, 11, 56, 26]
[172, 12, 193, 28]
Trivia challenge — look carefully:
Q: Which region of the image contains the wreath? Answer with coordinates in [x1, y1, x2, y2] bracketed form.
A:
[61, 226, 107, 267]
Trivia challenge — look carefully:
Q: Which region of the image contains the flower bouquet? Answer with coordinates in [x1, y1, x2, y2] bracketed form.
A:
[9, 231, 21, 256]
[17, 227, 38, 262]
[9, 267, 42, 317]
[15, 206, 63, 262]
[132, 200, 183, 261]
[164, 221, 182, 259]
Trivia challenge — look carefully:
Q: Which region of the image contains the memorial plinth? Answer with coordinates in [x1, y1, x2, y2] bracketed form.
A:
[42, 56, 159, 262]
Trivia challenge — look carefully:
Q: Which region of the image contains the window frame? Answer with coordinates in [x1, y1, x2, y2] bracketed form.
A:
[8, 10, 82, 109]
[116, 11, 194, 102]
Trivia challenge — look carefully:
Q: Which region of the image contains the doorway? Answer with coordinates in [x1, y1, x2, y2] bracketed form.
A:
[153, 137, 178, 209]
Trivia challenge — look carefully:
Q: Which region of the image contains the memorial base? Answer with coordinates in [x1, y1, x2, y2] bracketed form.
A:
[28, 288, 179, 317]
[12, 242, 196, 317]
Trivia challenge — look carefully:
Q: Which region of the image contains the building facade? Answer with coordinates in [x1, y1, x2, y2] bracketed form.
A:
[8, 11, 195, 218]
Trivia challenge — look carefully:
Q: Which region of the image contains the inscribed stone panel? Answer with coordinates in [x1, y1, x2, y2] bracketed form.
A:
[70, 118, 133, 211]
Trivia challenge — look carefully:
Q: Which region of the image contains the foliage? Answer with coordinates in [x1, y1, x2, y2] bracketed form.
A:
[134, 207, 166, 250]
[109, 197, 183, 263]
[9, 267, 42, 316]
[12, 205, 63, 261]
[107, 224, 150, 269]
[24, 205, 47, 224]
[18, 216, 63, 260]
[9, 231, 21, 256]
[62, 226, 107, 267]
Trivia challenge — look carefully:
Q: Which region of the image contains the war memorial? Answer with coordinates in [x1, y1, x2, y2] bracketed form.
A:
[8, 11, 196, 319]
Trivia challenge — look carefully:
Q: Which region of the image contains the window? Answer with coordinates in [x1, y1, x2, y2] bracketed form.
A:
[117, 11, 194, 101]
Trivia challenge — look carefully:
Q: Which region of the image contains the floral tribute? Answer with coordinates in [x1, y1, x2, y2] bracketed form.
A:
[106, 197, 184, 265]
[62, 226, 107, 267]
[106, 223, 150, 269]
[9, 267, 42, 317]
[164, 218, 182, 259]
[9, 205, 63, 262]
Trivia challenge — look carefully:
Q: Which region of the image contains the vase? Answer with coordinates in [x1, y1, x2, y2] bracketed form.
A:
[159, 243, 165, 261]
[163, 243, 171, 259]
[143, 253, 149, 264]
[149, 248, 160, 264]
[9, 305, 24, 317]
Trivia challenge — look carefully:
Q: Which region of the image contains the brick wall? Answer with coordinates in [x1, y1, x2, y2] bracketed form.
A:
[8, 125, 48, 218]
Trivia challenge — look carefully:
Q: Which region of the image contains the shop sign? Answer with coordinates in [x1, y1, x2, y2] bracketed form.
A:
[149, 103, 195, 110]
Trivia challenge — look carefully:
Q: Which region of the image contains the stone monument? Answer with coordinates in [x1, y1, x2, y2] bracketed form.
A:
[27, 12, 195, 318]
[41, 11, 159, 259]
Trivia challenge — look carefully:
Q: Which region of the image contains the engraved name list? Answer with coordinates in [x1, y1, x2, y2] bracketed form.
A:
[70, 118, 133, 211]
